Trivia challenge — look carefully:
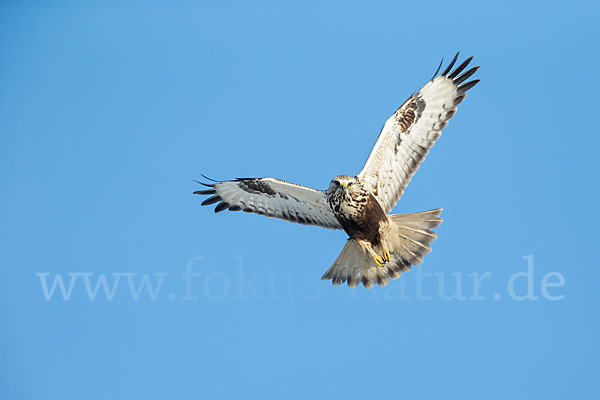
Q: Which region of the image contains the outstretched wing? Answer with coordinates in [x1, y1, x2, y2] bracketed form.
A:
[194, 177, 342, 230]
[357, 53, 480, 213]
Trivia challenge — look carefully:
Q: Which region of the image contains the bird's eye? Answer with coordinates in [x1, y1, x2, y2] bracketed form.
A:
[333, 181, 340, 186]
[347, 182, 353, 187]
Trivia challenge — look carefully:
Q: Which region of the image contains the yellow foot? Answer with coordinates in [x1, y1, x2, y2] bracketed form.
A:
[383, 251, 391, 263]
[374, 255, 387, 267]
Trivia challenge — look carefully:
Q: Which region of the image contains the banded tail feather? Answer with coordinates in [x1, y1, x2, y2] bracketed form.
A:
[321, 209, 442, 288]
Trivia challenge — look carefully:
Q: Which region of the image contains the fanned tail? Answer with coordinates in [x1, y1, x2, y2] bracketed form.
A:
[321, 209, 442, 289]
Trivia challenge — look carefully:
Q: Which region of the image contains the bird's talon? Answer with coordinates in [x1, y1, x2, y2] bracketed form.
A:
[374, 256, 386, 267]
[383, 251, 391, 262]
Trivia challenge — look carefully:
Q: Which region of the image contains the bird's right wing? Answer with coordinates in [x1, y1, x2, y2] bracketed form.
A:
[194, 177, 342, 230]
[358, 54, 480, 213]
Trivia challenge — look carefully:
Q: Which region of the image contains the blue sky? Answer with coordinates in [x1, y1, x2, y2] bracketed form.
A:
[1, 1, 598, 399]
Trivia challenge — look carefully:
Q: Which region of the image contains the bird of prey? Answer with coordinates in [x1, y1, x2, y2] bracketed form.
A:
[195, 53, 480, 288]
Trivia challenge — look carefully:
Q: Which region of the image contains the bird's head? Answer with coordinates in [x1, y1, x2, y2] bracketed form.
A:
[328, 175, 361, 195]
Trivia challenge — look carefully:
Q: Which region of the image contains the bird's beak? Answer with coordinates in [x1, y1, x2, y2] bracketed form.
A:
[341, 182, 347, 189]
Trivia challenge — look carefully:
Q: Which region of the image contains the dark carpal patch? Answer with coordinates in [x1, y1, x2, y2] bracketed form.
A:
[394, 95, 426, 135]
[237, 179, 278, 197]
[397, 99, 417, 132]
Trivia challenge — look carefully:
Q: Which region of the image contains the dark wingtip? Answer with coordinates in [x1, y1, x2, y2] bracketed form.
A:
[448, 56, 473, 79]
[458, 79, 481, 92]
[200, 174, 221, 183]
[193, 189, 216, 195]
[214, 202, 230, 213]
[441, 52, 460, 76]
[193, 179, 215, 188]
[201, 195, 221, 206]
[454, 65, 479, 85]
[430, 56, 444, 80]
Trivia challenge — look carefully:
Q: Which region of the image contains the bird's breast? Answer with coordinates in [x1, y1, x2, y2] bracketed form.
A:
[328, 189, 384, 241]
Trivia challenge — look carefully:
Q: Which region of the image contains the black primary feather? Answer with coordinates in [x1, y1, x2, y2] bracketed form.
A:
[441, 52, 460, 76]
[214, 202, 230, 213]
[458, 79, 480, 92]
[193, 189, 216, 195]
[194, 179, 215, 188]
[201, 174, 221, 183]
[454, 66, 479, 85]
[201, 195, 221, 206]
[430, 57, 444, 80]
[448, 56, 473, 79]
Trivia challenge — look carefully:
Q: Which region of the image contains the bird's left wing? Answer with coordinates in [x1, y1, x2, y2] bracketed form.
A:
[194, 177, 342, 230]
[357, 53, 480, 213]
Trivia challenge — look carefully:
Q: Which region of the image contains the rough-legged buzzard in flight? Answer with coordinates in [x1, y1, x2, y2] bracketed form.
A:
[195, 53, 480, 288]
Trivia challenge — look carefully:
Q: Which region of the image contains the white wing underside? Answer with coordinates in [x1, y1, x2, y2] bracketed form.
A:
[195, 177, 342, 230]
[358, 54, 479, 213]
